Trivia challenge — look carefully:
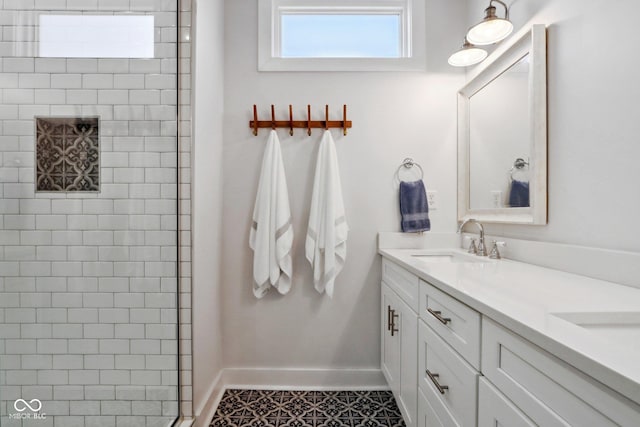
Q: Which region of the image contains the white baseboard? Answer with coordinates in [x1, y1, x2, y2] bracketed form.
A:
[193, 368, 387, 425]
[193, 371, 225, 427]
[222, 367, 387, 390]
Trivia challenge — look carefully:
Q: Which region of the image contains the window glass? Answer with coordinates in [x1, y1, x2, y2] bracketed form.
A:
[280, 14, 401, 58]
[39, 15, 155, 58]
[258, 0, 426, 71]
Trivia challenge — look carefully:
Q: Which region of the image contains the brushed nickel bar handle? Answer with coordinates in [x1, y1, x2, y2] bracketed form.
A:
[390, 310, 399, 336]
[426, 370, 449, 395]
[427, 308, 451, 325]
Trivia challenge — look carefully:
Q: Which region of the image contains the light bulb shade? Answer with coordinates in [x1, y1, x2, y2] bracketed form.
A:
[467, 17, 513, 45]
[448, 42, 488, 67]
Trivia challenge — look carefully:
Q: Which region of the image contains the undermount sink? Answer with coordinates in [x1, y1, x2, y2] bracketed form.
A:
[411, 253, 489, 264]
[552, 312, 640, 351]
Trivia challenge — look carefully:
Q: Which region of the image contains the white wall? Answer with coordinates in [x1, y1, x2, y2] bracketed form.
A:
[467, 0, 640, 253]
[192, 0, 224, 416]
[220, 0, 466, 373]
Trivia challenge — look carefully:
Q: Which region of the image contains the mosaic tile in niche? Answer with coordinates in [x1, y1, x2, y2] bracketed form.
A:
[36, 117, 100, 192]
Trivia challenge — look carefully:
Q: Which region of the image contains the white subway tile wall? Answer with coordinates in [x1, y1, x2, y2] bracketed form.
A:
[0, 0, 193, 426]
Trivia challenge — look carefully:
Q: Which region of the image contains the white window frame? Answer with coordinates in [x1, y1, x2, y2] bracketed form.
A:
[258, 0, 426, 72]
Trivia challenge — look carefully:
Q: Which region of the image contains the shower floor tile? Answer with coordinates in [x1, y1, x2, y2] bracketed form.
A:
[209, 389, 405, 427]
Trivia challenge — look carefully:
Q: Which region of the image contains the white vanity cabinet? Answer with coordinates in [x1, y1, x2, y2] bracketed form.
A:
[380, 257, 640, 427]
[381, 259, 419, 426]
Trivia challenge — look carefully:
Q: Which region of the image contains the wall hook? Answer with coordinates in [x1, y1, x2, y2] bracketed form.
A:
[343, 104, 348, 136]
[325, 105, 329, 130]
[271, 105, 276, 130]
[252, 105, 258, 136]
[289, 105, 294, 136]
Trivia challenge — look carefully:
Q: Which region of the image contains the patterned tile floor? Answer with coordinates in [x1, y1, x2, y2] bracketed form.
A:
[210, 389, 405, 427]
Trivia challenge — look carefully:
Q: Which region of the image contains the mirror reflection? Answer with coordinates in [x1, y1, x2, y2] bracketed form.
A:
[469, 54, 530, 209]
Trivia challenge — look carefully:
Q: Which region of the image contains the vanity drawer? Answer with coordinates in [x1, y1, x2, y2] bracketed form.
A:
[382, 258, 420, 312]
[482, 317, 640, 426]
[478, 378, 535, 427]
[418, 387, 457, 427]
[419, 280, 481, 369]
[418, 321, 479, 427]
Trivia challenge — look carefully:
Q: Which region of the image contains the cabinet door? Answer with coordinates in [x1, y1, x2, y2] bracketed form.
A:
[381, 283, 400, 391]
[381, 282, 418, 427]
[478, 378, 536, 427]
[396, 293, 418, 427]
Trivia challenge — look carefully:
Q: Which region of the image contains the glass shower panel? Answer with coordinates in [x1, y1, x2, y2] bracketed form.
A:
[0, 1, 180, 426]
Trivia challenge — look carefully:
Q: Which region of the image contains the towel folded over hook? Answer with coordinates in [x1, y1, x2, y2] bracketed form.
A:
[249, 130, 294, 298]
[306, 130, 349, 298]
[399, 180, 431, 233]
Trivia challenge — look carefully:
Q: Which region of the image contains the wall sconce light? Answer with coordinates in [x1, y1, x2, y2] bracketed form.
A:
[448, 0, 513, 67]
[466, 0, 513, 46]
[448, 39, 488, 67]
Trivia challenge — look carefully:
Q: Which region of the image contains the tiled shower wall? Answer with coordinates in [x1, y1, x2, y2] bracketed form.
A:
[0, 0, 194, 425]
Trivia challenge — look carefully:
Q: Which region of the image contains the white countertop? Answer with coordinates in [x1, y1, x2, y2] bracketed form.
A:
[379, 247, 640, 406]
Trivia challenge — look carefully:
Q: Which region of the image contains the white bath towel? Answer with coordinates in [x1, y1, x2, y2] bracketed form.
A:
[249, 130, 293, 298]
[305, 130, 349, 297]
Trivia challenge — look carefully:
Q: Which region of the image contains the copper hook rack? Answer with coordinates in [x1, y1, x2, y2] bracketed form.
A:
[249, 104, 353, 136]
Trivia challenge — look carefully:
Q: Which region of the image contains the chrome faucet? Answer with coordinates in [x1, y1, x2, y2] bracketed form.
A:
[457, 219, 487, 256]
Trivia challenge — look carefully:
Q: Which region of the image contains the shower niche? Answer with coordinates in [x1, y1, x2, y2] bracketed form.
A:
[36, 117, 100, 192]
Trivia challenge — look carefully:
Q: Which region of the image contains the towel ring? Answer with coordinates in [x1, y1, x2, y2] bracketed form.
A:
[396, 158, 424, 181]
[509, 157, 529, 181]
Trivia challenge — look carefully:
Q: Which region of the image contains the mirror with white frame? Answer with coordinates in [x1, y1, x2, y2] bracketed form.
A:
[458, 24, 547, 224]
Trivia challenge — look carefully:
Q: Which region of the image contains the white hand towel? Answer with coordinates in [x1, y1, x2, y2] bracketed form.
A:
[249, 130, 293, 298]
[305, 130, 349, 297]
